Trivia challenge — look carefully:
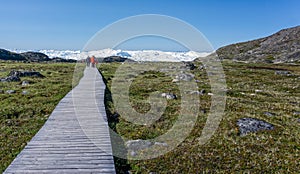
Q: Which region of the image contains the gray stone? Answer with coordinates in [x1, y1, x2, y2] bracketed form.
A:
[9, 70, 45, 78]
[275, 70, 292, 76]
[22, 90, 29, 95]
[6, 90, 16, 94]
[175, 73, 195, 81]
[183, 62, 196, 70]
[161, 93, 177, 100]
[125, 139, 153, 151]
[237, 117, 274, 136]
[264, 112, 275, 117]
[189, 89, 206, 95]
[200, 89, 206, 95]
[198, 65, 205, 70]
[172, 79, 179, 83]
[293, 111, 300, 116]
[0, 75, 21, 82]
[22, 81, 30, 86]
[129, 151, 137, 157]
[255, 89, 263, 93]
[154, 142, 168, 147]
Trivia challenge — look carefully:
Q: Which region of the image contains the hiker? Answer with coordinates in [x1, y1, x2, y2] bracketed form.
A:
[86, 56, 91, 67]
[91, 56, 96, 68]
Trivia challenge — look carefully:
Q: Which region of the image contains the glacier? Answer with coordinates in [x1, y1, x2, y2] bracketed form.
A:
[10, 48, 211, 62]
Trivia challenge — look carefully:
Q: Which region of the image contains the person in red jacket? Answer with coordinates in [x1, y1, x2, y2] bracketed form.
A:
[90, 56, 96, 68]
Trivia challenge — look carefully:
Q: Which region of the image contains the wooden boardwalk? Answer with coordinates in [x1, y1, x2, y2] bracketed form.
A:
[4, 67, 116, 174]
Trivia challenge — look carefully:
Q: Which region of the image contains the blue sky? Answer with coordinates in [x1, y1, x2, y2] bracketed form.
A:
[0, 0, 299, 51]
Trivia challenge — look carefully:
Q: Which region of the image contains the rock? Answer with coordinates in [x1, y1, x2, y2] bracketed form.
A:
[255, 89, 263, 93]
[125, 139, 153, 151]
[9, 70, 45, 78]
[189, 89, 206, 95]
[293, 111, 300, 116]
[200, 109, 206, 114]
[108, 112, 120, 122]
[166, 94, 176, 100]
[154, 142, 168, 147]
[175, 73, 194, 81]
[161, 93, 177, 100]
[0, 89, 4, 94]
[189, 91, 200, 95]
[172, 79, 179, 83]
[275, 70, 292, 76]
[129, 151, 137, 157]
[237, 118, 274, 136]
[22, 90, 29, 95]
[0, 75, 21, 82]
[183, 62, 196, 70]
[6, 90, 16, 94]
[198, 65, 205, 70]
[22, 81, 30, 86]
[264, 112, 275, 117]
[200, 89, 206, 95]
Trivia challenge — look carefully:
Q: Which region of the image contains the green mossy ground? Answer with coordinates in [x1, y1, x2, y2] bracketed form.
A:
[99, 61, 299, 173]
[0, 62, 84, 172]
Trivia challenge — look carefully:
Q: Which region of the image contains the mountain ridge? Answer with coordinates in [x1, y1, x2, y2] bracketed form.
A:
[216, 25, 300, 63]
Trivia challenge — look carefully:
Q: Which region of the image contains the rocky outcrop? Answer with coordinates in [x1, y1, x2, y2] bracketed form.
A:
[0, 75, 20, 82]
[0, 49, 27, 61]
[216, 25, 300, 63]
[20, 52, 50, 62]
[8, 70, 45, 78]
[237, 117, 274, 136]
[1, 70, 44, 83]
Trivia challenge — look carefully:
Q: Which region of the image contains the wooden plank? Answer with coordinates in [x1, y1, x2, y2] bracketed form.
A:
[4, 67, 116, 174]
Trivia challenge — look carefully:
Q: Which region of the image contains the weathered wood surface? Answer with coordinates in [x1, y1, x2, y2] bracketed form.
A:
[4, 67, 116, 174]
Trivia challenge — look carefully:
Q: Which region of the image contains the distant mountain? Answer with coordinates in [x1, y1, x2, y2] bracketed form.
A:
[0, 49, 27, 61]
[216, 25, 300, 63]
[0, 49, 76, 63]
[98, 56, 135, 63]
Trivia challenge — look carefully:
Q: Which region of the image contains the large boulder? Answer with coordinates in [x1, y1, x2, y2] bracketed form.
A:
[8, 70, 45, 78]
[0, 75, 21, 82]
[237, 117, 274, 136]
